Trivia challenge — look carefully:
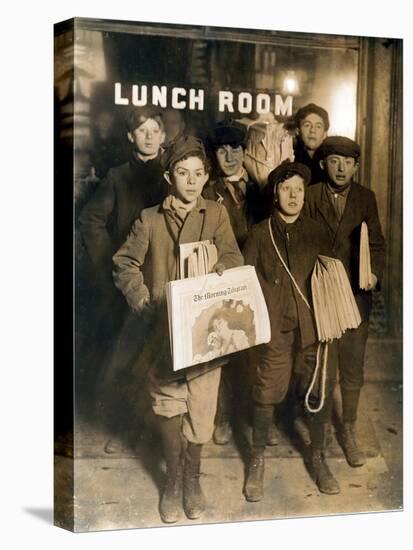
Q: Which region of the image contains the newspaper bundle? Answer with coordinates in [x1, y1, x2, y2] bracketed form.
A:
[178, 240, 218, 279]
[166, 265, 271, 371]
[359, 221, 373, 290]
[311, 255, 361, 342]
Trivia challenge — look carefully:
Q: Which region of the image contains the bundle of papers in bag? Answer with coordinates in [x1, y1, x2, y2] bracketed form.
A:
[311, 255, 361, 342]
[178, 240, 218, 279]
[359, 221, 373, 290]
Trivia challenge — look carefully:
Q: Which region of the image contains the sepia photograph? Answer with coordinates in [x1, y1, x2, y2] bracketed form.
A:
[2, 0, 412, 547]
[52, 14, 404, 533]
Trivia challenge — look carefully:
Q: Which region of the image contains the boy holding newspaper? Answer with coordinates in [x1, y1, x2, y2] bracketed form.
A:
[113, 135, 243, 524]
[304, 136, 385, 467]
[243, 160, 340, 500]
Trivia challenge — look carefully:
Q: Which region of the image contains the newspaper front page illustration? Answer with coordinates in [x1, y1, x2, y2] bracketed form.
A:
[166, 265, 271, 371]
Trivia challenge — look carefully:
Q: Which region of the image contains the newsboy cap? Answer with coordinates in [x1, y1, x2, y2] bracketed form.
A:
[126, 106, 164, 133]
[208, 119, 248, 148]
[160, 135, 207, 171]
[295, 103, 330, 131]
[316, 136, 361, 160]
[268, 160, 311, 189]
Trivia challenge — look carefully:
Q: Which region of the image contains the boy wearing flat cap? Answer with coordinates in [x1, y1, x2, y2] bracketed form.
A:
[113, 135, 243, 524]
[304, 136, 385, 467]
[294, 103, 329, 185]
[203, 119, 264, 445]
[243, 160, 340, 501]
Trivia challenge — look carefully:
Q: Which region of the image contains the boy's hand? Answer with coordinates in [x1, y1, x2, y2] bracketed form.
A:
[126, 291, 151, 313]
[212, 263, 226, 276]
[365, 273, 378, 291]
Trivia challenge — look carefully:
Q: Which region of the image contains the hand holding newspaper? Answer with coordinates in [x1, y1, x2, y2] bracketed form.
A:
[166, 240, 271, 371]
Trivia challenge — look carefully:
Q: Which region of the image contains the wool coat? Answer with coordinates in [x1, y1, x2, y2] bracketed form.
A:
[243, 213, 332, 350]
[304, 182, 386, 321]
[203, 176, 266, 249]
[112, 197, 244, 379]
[79, 152, 167, 279]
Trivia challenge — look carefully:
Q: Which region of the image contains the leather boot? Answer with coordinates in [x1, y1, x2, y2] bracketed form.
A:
[341, 421, 366, 467]
[157, 415, 183, 523]
[309, 449, 340, 495]
[267, 422, 279, 446]
[183, 442, 206, 519]
[159, 454, 183, 523]
[213, 418, 232, 445]
[244, 448, 265, 502]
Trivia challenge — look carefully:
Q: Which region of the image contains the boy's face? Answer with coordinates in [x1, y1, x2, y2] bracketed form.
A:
[275, 174, 305, 217]
[168, 156, 209, 204]
[299, 113, 327, 151]
[321, 155, 358, 186]
[215, 144, 244, 177]
[128, 118, 165, 156]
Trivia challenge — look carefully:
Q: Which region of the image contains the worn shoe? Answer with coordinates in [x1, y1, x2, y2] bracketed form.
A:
[213, 421, 232, 445]
[309, 450, 340, 495]
[267, 422, 279, 446]
[183, 444, 206, 519]
[159, 465, 183, 524]
[244, 451, 265, 502]
[342, 422, 366, 467]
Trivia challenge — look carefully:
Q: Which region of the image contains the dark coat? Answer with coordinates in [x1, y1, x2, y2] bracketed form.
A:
[79, 153, 167, 279]
[294, 140, 325, 186]
[203, 176, 265, 249]
[304, 181, 386, 320]
[243, 213, 332, 349]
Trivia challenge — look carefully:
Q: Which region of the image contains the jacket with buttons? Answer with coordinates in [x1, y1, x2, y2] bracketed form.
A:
[243, 212, 332, 349]
[304, 181, 386, 320]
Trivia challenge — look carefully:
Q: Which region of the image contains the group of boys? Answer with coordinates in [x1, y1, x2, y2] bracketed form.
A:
[79, 102, 385, 523]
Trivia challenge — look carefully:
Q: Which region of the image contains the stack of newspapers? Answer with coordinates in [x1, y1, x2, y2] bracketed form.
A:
[178, 240, 218, 279]
[359, 221, 373, 290]
[311, 255, 361, 342]
[166, 258, 271, 371]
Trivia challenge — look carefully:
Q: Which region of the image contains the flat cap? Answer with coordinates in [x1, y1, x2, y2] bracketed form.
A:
[126, 106, 164, 132]
[316, 136, 361, 160]
[160, 135, 207, 170]
[208, 119, 248, 148]
[295, 103, 330, 131]
[268, 160, 311, 189]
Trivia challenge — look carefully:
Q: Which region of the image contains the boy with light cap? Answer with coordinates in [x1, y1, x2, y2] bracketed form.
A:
[294, 103, 329, 185]
[304, 136, 385, 467]
[243, 160, 340, 501]
[113, 135, 243, 524]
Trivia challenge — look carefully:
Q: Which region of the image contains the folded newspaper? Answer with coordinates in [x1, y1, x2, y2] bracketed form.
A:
[359, 221, 373, 290]
[178, 240, 218, 279]
[166, 264, 271, 371]
[311, 255, 362, 342]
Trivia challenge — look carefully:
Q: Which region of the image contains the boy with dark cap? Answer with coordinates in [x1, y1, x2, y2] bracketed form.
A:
[243, 160, 340, 501]
[113, 135, 243, 524]
[304, 136, 385, 467]
[203, 119, 264, 445]
[294, 103, 329, 185]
